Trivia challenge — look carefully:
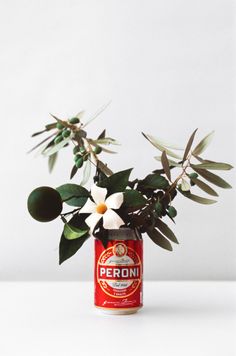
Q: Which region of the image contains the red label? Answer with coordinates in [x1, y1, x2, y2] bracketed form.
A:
[94, 239, 143, 310]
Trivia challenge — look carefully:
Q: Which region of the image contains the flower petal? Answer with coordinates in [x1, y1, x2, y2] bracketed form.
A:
[79, 198, 97, 214]
[105, 193, 124, 210]
[85, 213, 102, 233]
[91, 184, 107, 204]
[103, 209, 124, 230]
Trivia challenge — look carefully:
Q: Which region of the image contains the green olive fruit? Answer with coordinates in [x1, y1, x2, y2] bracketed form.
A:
[69, 117, 80, 124]
[189, 172, 198, 186]
[73, 146, 80, 155]
[54, 135, 63, 145]
[93, 145, 102, 154]
[168, 206, 177, 218]
[75, 157, 83, 168]
[56, 122, 64, 130]
[27, 186, 62, 222]
[62, 129, 71, 138]
[74, 153, 82, 162]
[80, 146, 86, 154]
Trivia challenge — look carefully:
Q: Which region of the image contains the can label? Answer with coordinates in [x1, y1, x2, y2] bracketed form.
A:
[95, 239, 143, 310]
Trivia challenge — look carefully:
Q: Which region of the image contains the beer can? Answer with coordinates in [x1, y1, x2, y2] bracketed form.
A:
[94, 228, 143, 315]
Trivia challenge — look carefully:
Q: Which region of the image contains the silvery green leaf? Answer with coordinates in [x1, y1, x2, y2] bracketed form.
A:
[97, 160, 113, 176]
[161, 150, 171, 181]
[143, 134, 183, 150]
[178, 188, 217, 204]
[80, 159, 91, 186]
[92, 138, 120, 145]
[188, 176, 218, 196]
[192, 131, 215, 156]
[192, 162, 233, 171]
[142, 133, 181, 159]
[75, 111, 85, 119]
[83, 101, 111, 128]
[100, 146, 117, 154]
[181, 179, 191, 191]
[43, 136, 71, 156]
[48, 152, 58, 173]
[155, 156, 182, 167]
[183, 129, 198, 161]
[191, 166, 232, 189]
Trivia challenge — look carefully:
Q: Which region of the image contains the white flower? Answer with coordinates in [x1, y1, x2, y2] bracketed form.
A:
[80, 184, 124, 232]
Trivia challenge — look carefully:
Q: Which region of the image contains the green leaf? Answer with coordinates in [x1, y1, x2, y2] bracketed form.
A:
[100, 146, 117, 154]
[191, 166, 232, 189]
[97, 129, 106, 139]
[83, 101, 111, 128]
[27, 132, 56, 154]
[192, 131, 215, 156]
[191, 162, 233, 171]
[155, 218, 179, 244]
[142, 133, 182, 159]
[142, 133, 183, 150]
[59, 215, 89, 264]
[178, 188, 217, 204]
[140, 174, 169, 190]
[188, 175, 218, 196]
[70, 165, 78, 180]
[183, 129, 198, 161]
[92, 138, 120, 145]
[48, 152, 58, 173]
[43, 136, 71, 156]
[161, 151, 171, 181]
[56, 184, 90, 207]
[63, 223, 89, 240]
[99, 168, 133, 194]
[80, 159, 91, 186]
[155, 156, 182, 167]
[147, 228, 173, 251]
[123, 190, 147, 212]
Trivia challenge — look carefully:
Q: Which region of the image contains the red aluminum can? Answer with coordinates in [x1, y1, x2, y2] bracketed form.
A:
[94, 228, 143, 315]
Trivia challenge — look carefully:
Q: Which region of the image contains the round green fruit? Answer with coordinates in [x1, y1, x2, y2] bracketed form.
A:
[69, 117, 80, 124]
[27, 186, 62, 222]
[73, 146, 80, 154]
[168, 206, 177, 218]
[75, 157, 83, 168]
[93, 145, 102, 154]
[56, 122, 64, 130]
[54, 135, 63, 145]
[154, 202, 162, 216]
[189, 172, 198, 186]
[62, 129, 71, 138]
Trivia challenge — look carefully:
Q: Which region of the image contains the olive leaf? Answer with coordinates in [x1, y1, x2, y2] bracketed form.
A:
[56, 184, 90, 207]
[48, 152, 58, 173]
[161, 151, 171, 181]
[183, 128, 198, 161]
[192, 131, 215, 156]
[142, 133, 183, 150]
[147, 228, 173, 251]
[191, 166, 232, 189]
[178, 188, 217, 204]
[27, 132, 57, 154]
[70, 165, 78, 179]
[155, 156, 182, 167]
[142, 133, 182, 159]
[188, 175, 218, 196]
[100, 146, 117, 154]
[63, 223, 89, 240]
[80, 159, 91, 186]
[83, 101, 112, 128]
[191, 162, 233, 171]
[155, 218, 179, 244]
[97, 160, 113, 176]
[97, 129, 106, 139]
[43, 136, 71, 156]
[92, 138, 120, 146]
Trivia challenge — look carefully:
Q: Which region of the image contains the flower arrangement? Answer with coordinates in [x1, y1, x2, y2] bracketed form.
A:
[27, 106, 233, 264]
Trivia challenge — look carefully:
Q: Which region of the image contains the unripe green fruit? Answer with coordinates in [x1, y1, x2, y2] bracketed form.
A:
[189, 172, 198, 186]
[75, 157, 83, 168]
[73, 146, 80, 154]
[93, 145, 102, 154]
[27, 186, 62, 222]
[54, 135, 63, 145]
[56, 122, 64, 130]
[62, 129, 71, 138]
[154, 202, 162, 216]
[168, 206, 177, 218]
[69, 117, 80, 124]
[74, 153, 82, 162]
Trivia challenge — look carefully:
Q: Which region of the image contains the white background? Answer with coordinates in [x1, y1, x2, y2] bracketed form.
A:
[0, 0, 235, 281]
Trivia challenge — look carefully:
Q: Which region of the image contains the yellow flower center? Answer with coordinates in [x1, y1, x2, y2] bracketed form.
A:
[96, 203, 108, 214]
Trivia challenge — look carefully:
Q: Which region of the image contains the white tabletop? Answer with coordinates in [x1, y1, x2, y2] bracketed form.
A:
[0, 281, 235, 356]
